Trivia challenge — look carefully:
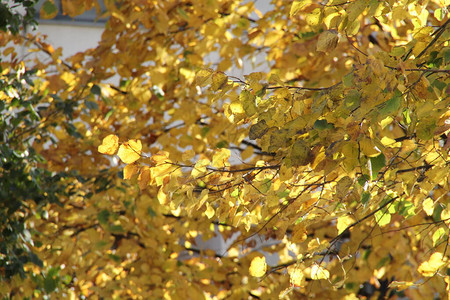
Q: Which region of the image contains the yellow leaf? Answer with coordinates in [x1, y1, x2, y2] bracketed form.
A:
[399, 139, 417, 155]
[380, 136, 401, 148]
[324, 10, 342, 29]
[191, 158, 210, 178]
[157, 186, 168, 205]
[422, 197, 434, 216]
[306, 8, 322, 28]
[441, 208, 450, 223]
[123, 164, 139, 180]
[446, 276, 450, 298]
[341, 141, 359, 172]
[151, 151, 170, 164]
[211, 71, 228, 91]
[249, 256, 267, 277]
[212, 148, 231, 168]
[241, 145, 254, 161]
[335, 176, 353, 199]
[205, 202, 215, 219]
[367, 56, 386, 76]
[138, 166, 151, 190]
[229, 101, 244, 114]
[375, 210, 391, 227]
[337, 215, 354, 234]
[312, 149, 325, 170]
[346, 19, 360, 35]
[359, 137, 381, 157]
[418, 252, 446, 277]
[182, 149, 195, 162]
[240, 90, 257, 116]
[196, 69, 213, 87]
[117, 139, 142, 164]
[289, 267, 304, 286]
[388, 281, 416, 291]
[290, 0, 312, 17]
[98, 134, 119, 155]
[310, 265, 330, 280]
[316, 30, 339, 53]
[432, 228, 446, 247]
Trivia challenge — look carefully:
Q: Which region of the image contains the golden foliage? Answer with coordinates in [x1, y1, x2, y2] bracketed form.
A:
[2, 0, 449, 298]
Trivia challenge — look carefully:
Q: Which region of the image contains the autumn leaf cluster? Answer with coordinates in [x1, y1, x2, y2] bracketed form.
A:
[1, 0, 449, 299]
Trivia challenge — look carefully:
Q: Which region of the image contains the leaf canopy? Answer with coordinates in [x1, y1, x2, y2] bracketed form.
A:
[1, 0, 449, 299]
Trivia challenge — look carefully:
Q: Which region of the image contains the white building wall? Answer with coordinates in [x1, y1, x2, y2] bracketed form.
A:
[37, 23, 103, 58]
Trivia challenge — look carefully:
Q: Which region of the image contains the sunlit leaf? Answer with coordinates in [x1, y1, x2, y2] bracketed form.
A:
[290, 267, 304, 286]
[374, 210, 391, 227]
[310, 265, 330, 280]
[432, 228, 446, 247]
[249, 256, 267, 277]
[418, 252, 446, 277]
[205, 202, 215, 219]
[98, 134, 119, 155]
[422, 197, 435, 216]
[388, 281, 416, 291]
[337, 215, 354, 234]
[117, 139, 142, 164]
[290, 0, 312, 17]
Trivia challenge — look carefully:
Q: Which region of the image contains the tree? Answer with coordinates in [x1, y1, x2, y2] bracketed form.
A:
[1, 0, 449, 298]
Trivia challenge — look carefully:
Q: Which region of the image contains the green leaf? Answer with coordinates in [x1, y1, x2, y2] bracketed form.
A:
[147, 207, 156, 218]
[277, 189, 290, 198]
[344, 90, 360, 111]
[379, 92, 402, 117]
[343, 73, 354, 87]
[85, 100, 99, 110]
[416, 119, 436, 140]
[369, 154, 385, 179]
[313, 119, 334, 130]
[109, 224, 124, 232]
[44, 268, 59, 293]
[108, 254, 121, 262]
[357, 174, 370, 186]
[177, 7, 189, 20]
[90, 84, 101, 96]
[40, 0, 58, 19]
[259, 179, 272, 193]
[201, 126, 210, 137]
[361, 192, 370, 205]
[97, 210, 110, 225]
[432, 79, 446, 91]
[216, 140, 228, 148]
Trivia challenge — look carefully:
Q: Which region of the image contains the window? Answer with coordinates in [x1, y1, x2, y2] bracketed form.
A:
[35, 0, 107, 25]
